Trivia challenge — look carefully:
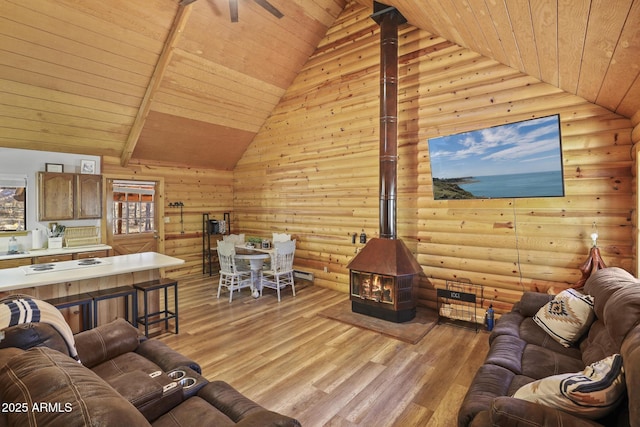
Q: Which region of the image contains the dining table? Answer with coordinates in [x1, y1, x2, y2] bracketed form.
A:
[234, 246, 273, 297]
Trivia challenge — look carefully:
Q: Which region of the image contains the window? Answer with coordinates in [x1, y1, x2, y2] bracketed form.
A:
[0, 176, 27, 232]
[112, 181, 155, 235]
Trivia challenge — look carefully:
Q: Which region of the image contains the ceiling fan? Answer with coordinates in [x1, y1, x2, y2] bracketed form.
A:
[179, 0, 283, 23]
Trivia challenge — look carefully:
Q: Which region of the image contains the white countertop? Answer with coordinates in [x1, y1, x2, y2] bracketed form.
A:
[0, 244, 113, 261]
[0, 252, 184, 292]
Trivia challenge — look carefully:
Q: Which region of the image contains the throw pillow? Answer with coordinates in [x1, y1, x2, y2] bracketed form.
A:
[533, 288, 595, 347]
[513, 354, 626, 420]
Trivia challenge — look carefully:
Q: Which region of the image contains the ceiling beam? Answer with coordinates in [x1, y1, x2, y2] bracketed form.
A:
[120, 4, 192, 167]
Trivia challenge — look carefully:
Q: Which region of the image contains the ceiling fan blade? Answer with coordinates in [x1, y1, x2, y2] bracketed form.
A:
[254, 0, 283, 19]
[179, 0, 199, 5]
[229, 0, 239, 22]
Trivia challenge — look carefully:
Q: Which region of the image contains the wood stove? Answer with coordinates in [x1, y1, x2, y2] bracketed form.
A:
[349, 238, 421, 322]
[347, 3, 421, 323]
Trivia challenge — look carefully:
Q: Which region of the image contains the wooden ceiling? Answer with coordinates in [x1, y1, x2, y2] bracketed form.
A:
[1, 0, 639, 169]
[377, 0, 640, 118]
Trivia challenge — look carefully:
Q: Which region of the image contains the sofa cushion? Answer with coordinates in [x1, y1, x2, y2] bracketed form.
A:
[513, 354, 626, 420]
[520, 344, 584, 379]
[0, 346, 150, 426]
[458, 363, 516, 427]
[484, 334, 527, 374]
[518, 292, 555, 317]
[580, 319, 619, 366]
[489, 312, 582, 359]
[519, 317, 583, 357]
[488, 396, 607, 427]
[584, 267, 638, 320]
[153, 395, 236, 427]
[91, 350, 163, 378]
[601, 283, 640, 350]
[75, 317, 140, 368]
[533, 288, 595, 348]
[152, 381, 302, 427]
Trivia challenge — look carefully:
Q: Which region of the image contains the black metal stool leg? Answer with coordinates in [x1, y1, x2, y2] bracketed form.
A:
[133, 279, 179, 337]
[174, 282, 179, 334]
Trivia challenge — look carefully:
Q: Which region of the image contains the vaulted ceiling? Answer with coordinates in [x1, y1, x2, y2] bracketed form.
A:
[1, 0, 638, 170]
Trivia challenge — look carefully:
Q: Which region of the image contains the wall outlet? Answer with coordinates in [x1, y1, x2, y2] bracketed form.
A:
[164, 216, 171, 223]
[323, 266, 328, 273]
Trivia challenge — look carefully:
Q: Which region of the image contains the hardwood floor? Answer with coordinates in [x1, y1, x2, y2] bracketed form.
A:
[155, 275, 490, 427]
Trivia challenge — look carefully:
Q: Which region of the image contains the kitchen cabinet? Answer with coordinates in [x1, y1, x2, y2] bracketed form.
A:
[74, 249, 109, 259]
[0, 258, 32, 269]
[38, 172, 75, 221]
[0, 249, 110, 269]
[33, 254, 74, 264]
[38, 172, 102, 220]
[76, 174, 102, 219]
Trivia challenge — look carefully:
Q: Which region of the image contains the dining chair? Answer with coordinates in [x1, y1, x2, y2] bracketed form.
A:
[223, 233, 248, 268]
[261, 239, 296, 301]
[223, 233, 245, 245]
[272, 232, 291, 243]
[216, 240, 251, 302]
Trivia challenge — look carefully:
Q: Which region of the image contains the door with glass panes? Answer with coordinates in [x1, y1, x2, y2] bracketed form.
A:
[106, 179, 158, 255]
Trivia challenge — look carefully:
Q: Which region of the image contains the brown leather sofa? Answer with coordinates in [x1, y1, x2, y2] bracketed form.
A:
[0, 318, 301, 426]
[458, 267, 640, 427]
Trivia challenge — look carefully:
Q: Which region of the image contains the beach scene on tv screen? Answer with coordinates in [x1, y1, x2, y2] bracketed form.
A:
[428, 115, 565, 200]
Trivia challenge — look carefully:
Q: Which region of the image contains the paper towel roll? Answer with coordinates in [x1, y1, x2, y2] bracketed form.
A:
[31, 228, 44, 249]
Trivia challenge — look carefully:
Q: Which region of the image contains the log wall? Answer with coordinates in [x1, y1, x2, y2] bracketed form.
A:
[102, 156, 234, 278]
[233, 3, 635, 313]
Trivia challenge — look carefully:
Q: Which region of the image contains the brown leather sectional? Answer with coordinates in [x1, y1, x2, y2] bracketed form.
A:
[458, 267, 640, 427]
[0, 318, 301, 426]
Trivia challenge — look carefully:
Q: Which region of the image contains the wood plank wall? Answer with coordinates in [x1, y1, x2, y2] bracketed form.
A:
[102, 156, 234, 278]
[233, 2, 635, 314]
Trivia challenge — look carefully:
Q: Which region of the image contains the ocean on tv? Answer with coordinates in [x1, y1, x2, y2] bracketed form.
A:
[458, 171, 564, 198]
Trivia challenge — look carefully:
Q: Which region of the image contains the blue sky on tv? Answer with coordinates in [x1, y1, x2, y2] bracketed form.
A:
[428, 115, 562, 179]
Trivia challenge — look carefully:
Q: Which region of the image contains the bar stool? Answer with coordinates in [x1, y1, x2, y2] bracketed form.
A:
[46, 293, 93, 332]
[134, 278, 178, 337]
[89, 286, 137, 328]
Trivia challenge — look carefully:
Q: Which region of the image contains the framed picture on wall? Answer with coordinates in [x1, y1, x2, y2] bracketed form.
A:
[45, 163, 64, 173]
[81, 159, 96, 174]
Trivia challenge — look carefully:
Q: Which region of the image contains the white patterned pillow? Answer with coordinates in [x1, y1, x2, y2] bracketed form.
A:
[513, 354, 626, 419]
[533, 288, 595, 347]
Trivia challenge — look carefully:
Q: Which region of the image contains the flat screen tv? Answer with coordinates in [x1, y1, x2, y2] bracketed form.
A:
[428, 114, 565, 200]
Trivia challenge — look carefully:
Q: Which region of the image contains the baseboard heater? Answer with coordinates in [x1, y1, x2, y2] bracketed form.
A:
[293, 270, 314, 282]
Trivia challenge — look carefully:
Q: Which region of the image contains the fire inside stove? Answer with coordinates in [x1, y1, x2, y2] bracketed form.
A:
[351, 272, 394, 304]
[349, 266, 418, 323]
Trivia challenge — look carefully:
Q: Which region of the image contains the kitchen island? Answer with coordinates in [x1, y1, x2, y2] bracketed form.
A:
[0, 252, 184, 331]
